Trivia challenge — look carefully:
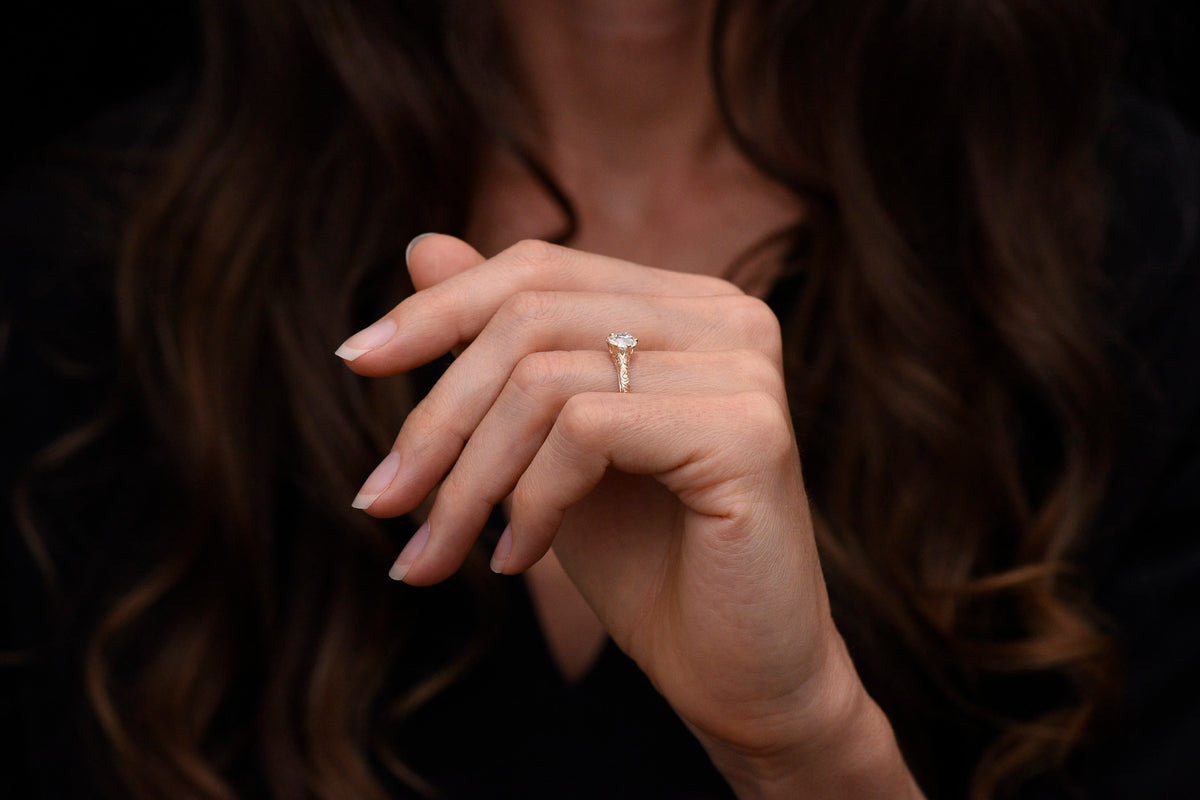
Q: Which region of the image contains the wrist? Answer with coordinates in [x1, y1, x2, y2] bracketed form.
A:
[698, 634, 924, 800]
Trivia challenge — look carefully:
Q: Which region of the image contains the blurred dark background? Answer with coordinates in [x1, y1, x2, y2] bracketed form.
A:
[1107, 0, 1200, 128]
[2, 0, 1198, 177]
[3, 0, 197, 176]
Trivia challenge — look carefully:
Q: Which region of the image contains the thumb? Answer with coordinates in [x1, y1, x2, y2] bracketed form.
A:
[406, 233, 487, 290]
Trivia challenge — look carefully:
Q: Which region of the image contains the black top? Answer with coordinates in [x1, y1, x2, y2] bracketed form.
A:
[1037, 100, 1200, 798]
[2, 94, 1198, 799]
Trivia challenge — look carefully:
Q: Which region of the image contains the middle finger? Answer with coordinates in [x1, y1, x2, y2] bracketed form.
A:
[379, 347, 785, 582]
[364, 290, 781, 516]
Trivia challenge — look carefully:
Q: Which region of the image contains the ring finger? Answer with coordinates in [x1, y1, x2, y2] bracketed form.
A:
[363, 289, 781, 503]
[368, 347, 784, 584]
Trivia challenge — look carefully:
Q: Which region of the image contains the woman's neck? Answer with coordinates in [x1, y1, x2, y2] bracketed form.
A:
[474, 0, 799, 290]
[495, 0, 724, 189]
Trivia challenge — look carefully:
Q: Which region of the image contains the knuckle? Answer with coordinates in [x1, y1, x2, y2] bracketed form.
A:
[731, 391, 793, 459]
[695, 274, 744, 296]
[728, 295, 783, 360]
[442, 465, 505, 510]
[498, 289, 560, 327]
[504, 238, 565, 273]
[401, 397, 439, 434]
[556, 393, 610, 448]
[509, 351, 572, 398]
[508, 478, 541, 521]
[399, 398, 458, 450]
[402, 288, 469, 347]
[730, 349, 785, 392]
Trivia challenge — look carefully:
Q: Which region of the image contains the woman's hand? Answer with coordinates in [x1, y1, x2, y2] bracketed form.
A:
[338, 235, 921, 799]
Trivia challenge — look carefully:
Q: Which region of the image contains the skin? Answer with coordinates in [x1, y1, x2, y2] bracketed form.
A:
[338, 236, 923, 799]
[336, 2, 927, 797]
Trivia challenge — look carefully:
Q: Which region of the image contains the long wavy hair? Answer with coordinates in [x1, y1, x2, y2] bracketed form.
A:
[16, 0, 1118, 798]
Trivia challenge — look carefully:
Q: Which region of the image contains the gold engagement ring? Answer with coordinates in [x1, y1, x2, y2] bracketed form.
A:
[606, 332, 638, 393]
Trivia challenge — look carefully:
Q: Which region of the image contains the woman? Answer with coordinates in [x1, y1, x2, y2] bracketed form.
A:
[4, 1, 1198, 798]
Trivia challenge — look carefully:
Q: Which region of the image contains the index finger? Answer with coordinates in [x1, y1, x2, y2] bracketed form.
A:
[338, 238, 742, 375]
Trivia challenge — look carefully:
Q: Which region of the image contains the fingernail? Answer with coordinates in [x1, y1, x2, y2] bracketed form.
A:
[335, 318, 397, 361]
[351, 451, 400, 509]
[405, 232, 437, 267]
[390, 521, 430, 581]
[490, 524, 513, 574]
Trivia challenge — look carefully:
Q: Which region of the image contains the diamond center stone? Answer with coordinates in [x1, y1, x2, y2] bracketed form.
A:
[607, 332, 638, 350]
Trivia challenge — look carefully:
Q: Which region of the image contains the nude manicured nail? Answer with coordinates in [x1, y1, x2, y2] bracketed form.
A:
[351, 451, 400, 509]
[335, 318, 397, 361]
[390, 522, 430, 581]
[405, 232, 436, 267]
[490, 524, 513, 574]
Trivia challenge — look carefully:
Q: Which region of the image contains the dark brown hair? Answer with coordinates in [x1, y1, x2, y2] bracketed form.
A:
[721, 2, 1118, 795]
[19, 1, 1118, 798]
